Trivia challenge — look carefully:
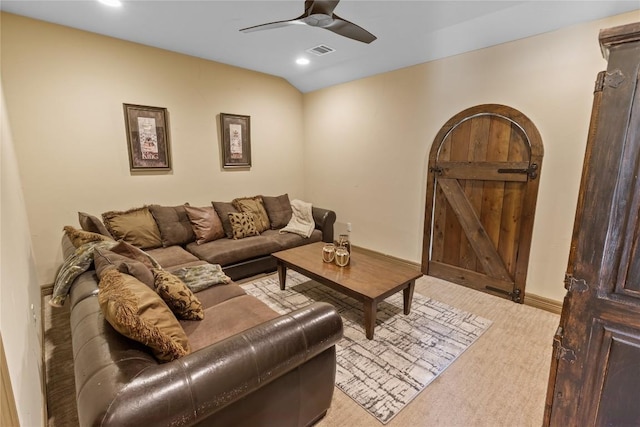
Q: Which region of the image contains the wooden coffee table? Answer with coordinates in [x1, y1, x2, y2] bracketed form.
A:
[272, 242, 422, 339]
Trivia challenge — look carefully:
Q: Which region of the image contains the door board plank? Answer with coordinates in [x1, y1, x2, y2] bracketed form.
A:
[436, 161, 529, 182]
[429, 261, 514, 293]
[438, 177, 512, 281]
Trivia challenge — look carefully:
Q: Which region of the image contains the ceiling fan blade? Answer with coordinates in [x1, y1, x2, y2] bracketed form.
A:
[307, 0, 340, 16]
[325, 15, 377, 44]
[240, 18, 305, 34]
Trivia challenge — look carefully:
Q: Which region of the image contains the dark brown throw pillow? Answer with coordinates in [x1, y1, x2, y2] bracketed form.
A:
[98, 269, 191, 362]
[102, 206, 162, 249]
[78, 212, 113, 238]
[262, 194, 292, 229]
[109, 240, 161, 270]
[228, 212, 259, 239]
[211, 201, 239, 239]
[184, 205, 225, 245]
[232, 196, 270, 233]
[63, 225, 114, 248]
[152, 269, 204, 320]
[148, 204, 196, 247]
[94, 247, 155, 289]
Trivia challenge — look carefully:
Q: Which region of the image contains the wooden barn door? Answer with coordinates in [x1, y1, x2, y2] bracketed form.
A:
[422, 104, 543, 302]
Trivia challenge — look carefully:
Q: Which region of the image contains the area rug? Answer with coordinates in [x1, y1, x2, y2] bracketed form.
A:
[241, 271, 492, 424]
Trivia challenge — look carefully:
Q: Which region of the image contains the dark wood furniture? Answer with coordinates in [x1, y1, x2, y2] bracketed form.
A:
[544, 22, 640, 426]
[272, 242, 422, 339]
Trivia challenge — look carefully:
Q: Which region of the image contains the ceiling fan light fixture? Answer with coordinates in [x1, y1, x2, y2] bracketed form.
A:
[296, 58, 310, 65]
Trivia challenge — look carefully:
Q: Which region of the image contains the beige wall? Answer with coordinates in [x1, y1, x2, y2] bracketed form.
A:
[3, 11, 638, 303]
[303, 11, 639, 302]
[1, 13, 306, 285]
[1, 83, 45, 427]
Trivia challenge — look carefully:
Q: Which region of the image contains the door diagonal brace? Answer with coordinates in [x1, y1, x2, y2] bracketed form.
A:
[438, 177, 512, 282]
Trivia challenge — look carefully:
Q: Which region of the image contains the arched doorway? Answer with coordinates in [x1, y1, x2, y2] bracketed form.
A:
[421, 104, 544, 302]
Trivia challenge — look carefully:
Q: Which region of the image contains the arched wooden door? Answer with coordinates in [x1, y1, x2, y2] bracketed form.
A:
[421, 104, 543, 302]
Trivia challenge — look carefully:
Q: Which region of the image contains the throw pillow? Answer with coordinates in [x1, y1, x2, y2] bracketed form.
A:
[152, 269, 204, 320]
[184, 205, 225, 245]
[94, 247, 155, 289]
[148, 204, 196, 247]
[63, 225, 113, 248]
[50, 240, 117, 307]
[262, 194, 293, 229]
[109, 240, 162, 270]
[232, 196, 270, 233]
[78, 212, 113, 238]
[170, 264, 232, 293]
[102, 206, 162, 249]
[211, 201, 239, 239]
[98, 269, 191, 362]
[228, 212, 259, 240]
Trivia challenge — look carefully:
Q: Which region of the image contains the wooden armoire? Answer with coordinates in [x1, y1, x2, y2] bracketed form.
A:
[544, 22, 640, 426]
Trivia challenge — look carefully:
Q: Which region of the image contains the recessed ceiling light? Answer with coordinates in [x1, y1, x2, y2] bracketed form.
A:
[296, 58, 310, 65]
[98, 0, 122, 7]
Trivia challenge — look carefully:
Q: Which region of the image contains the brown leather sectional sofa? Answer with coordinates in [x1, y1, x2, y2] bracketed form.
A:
[65, 203, 343, 426]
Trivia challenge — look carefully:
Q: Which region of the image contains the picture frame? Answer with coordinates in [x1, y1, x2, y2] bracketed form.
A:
[220, 113, 251, 169]
[123, 103, 171, 171]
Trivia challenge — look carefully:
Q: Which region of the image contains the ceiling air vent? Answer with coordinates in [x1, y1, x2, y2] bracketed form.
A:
[306, 44, 336, 56]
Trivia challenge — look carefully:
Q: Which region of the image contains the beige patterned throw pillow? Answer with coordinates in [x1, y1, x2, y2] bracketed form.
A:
[228, 212, 259, 239]
[152, 269, 204, 321]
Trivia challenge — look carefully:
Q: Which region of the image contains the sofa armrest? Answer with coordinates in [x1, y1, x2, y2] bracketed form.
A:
[312, 207, 336, 243]
[98, 302, 343, 427]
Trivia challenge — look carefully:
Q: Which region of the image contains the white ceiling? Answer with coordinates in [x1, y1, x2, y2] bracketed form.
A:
[2, 1, 639, 93]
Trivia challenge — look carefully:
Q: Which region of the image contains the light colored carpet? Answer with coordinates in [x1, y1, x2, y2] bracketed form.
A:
[241, 271, 492, 424]
[42, 272, 559, 427]
[316, 273, 560, 427]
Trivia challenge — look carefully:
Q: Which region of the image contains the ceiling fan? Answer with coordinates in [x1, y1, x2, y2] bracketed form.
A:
[239, 0, 377, 44]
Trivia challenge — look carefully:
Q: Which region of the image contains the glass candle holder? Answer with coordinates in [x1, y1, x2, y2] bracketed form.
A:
[335, 247, 350, 267]
[336, 234, 351, 254]
[322, 243, 336, 263]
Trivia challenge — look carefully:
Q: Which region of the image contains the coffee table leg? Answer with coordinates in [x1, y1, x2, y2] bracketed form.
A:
[403, 280, 415, 315]
[277, 262, 287, 290]
[363, 299, 376, 340]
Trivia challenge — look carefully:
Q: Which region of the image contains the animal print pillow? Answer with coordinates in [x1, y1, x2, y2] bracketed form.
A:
[228, 212, 259, 240]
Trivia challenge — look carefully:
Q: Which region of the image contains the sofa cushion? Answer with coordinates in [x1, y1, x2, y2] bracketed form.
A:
[228, 212, 260, 240]
[78, 212, 113, 238]
[102, 206, 162, 249]
[262, 229, 323, 250]
[211, 201, 239, 239]
[185, 235, 281, 266]
[145, 245, 201, 269]
[180, 294, 279, 352]
[262, 194, 292, 229]
[63, 225, 113, 248]
[184, 205, 225, 244]
[148, 204, 196, 247]
[232, 196, 270, 233]
[98, 269, 191, 362]
[192, 283, 247, 310]
[152, 269, 204, 321]
[94, 247, 155, 289]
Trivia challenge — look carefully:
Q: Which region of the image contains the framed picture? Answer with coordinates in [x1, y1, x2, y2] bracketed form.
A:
[123, 103, 171, 171]
[220, 113, 251, 168]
